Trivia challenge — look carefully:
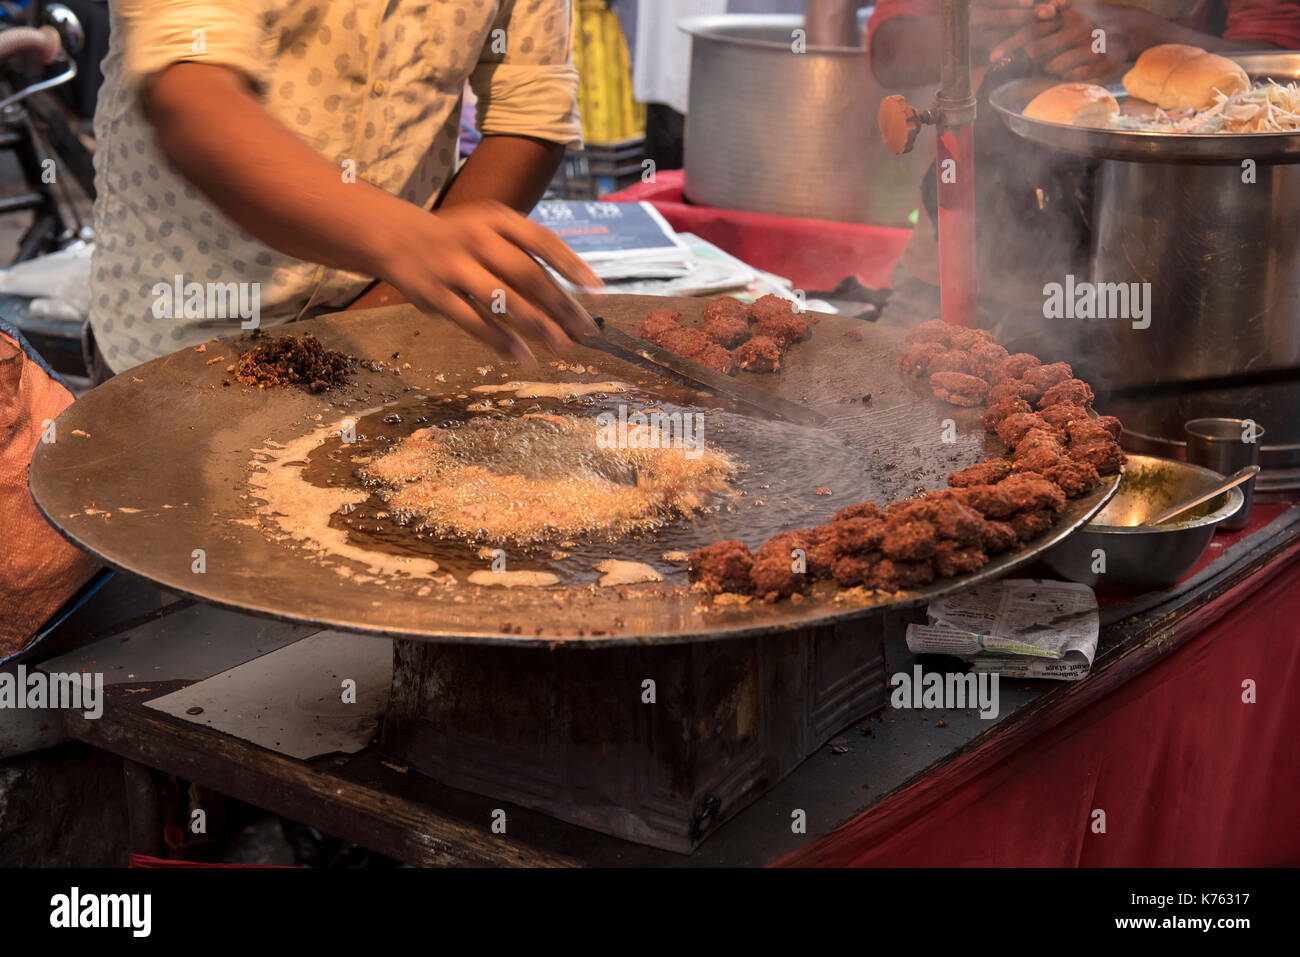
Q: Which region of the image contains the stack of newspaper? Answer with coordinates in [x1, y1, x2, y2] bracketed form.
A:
[531, 200, 699, 282]
[530, 200, 834, 310]
[905, 579, 1100, 681]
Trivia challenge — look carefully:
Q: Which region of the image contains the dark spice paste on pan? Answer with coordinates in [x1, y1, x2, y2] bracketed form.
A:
[235, 333, 355, 392]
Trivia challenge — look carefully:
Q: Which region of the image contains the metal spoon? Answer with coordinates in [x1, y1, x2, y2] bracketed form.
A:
[1142, 465, 1261, 527]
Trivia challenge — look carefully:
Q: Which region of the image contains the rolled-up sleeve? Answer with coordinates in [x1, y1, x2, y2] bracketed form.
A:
[115, 0, 273, 92]
[1224, 0, 1300, 49]
[470, 0, 582, 148]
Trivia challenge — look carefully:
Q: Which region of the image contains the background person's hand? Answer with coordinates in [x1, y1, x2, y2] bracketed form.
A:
[972, 0, 1062, 30]
[377, 200, 602, 365]
[989, 5, 1133, 80]
[971, 0, 1063, 62]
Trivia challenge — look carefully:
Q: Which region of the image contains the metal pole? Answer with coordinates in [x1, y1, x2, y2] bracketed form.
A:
[936, 0, 978, 328]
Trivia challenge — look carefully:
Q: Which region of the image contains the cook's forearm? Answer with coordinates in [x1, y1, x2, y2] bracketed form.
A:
[143, 62, 407, 278]
[870, 17, 943, 87]
[1076, 4, 1279, 53]
[438, 134, 565, 213]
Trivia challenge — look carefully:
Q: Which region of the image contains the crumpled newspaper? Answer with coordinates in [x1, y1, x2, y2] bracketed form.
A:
[905, 578, 1100, 681]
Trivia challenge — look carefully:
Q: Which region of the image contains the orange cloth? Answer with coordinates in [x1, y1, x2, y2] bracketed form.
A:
[0, 329, 100, 656]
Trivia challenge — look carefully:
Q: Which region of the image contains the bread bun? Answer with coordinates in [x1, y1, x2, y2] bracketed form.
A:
[1023, 82, 1120, 127]
[1122, 44, 1205, 104]
[1160, 53, 1250, 110]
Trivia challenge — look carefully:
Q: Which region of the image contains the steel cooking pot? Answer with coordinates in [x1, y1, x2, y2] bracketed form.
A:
[679, 13, 933, 227]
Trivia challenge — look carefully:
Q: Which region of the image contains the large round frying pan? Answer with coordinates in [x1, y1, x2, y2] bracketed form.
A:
[29, 295, 1119, 647]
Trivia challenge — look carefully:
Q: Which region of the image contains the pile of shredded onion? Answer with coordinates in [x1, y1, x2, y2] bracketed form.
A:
[1140, 80, 1300, 133]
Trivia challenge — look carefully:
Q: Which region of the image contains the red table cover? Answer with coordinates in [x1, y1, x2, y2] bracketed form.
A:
[775, 520, 1300, 867]
[602, 170, 911, 293]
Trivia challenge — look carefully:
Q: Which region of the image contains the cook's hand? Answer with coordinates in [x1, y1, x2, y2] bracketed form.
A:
[378, 199, 602, 364]
[989, 6, 1132, 80]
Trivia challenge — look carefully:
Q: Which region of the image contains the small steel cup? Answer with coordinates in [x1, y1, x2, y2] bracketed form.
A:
[1184, 418, 1265, 531]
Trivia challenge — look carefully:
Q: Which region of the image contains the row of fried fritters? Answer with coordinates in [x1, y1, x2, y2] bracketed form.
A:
[687, 319, 1127, 602]
[637, 294, 810, 375]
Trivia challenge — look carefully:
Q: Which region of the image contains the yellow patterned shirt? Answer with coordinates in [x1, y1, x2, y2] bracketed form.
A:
[90, 0, 580, 372]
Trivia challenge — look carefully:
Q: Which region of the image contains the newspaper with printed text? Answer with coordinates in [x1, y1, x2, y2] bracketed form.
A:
[905, 579, 1100, 681]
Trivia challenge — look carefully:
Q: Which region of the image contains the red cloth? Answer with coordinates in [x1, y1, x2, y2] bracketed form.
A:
[601, 171, 911, 292]
[775, 543, 1300, 867]
[129, 853, 293, 868]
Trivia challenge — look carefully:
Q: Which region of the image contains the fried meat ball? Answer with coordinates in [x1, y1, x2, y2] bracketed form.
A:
[694, 342, 737, 376]
[871, 557, 935, 590]
[978, 518, 1019, 554]
[987, 378, 1040, 407]
[1039, 403, 1091, 431]
[754, 310, 808, 348]
[831, 551, 880, 587]
[1068, 438, 1126, 475]
[733, 335, 782, 373]
[637, 309, 681, 344]
[755, 530, 808, 562]
[701, 312, 750, 349]
[990, 353, 1041, 384]
[996, 412, 1064, 447]
[930, 371, 988, 407]
[748, 538, 806, 598]
[948, 459, 1012, 488]
[688, 540, 754, 594]
[1012, 429, 1069, 473]
[657, 326, 712, 358]
[1010, 508, 1054, 541]
[904, 496, 986, 545]
[1022, 361, 1073, 393]
[961, 483, 1019, 519]
[968, 341, 1010, 379]
[926, 348, 972, 375]
[802, 526, 837, 578]
[948, 327, 996, 350]
[981, 398, 1032, 432]
[688, 332, 1127, 601]
[834, 517, 887, 554]
[750, 554, 807, 602]
[903, 318, 952, 347]
[1043, 459, 1101, 497]
[999, 473, 1067, 514]
[1096, 415, 1123, 440]
[963, 474, 1065, 519]
[1067, 419, 1120, 448]
[833, 501, 883, 523]
[897, 341, 947, 377]
[702, 296, 749, 325]
[880, 517, 938, 561]
[933, 540, 989, 577]
[748, 293, 797, 322]
[1038, 378, 1095, 409]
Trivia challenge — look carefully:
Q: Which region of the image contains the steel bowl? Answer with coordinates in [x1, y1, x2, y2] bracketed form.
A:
[1041, 455, 1243, 592]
